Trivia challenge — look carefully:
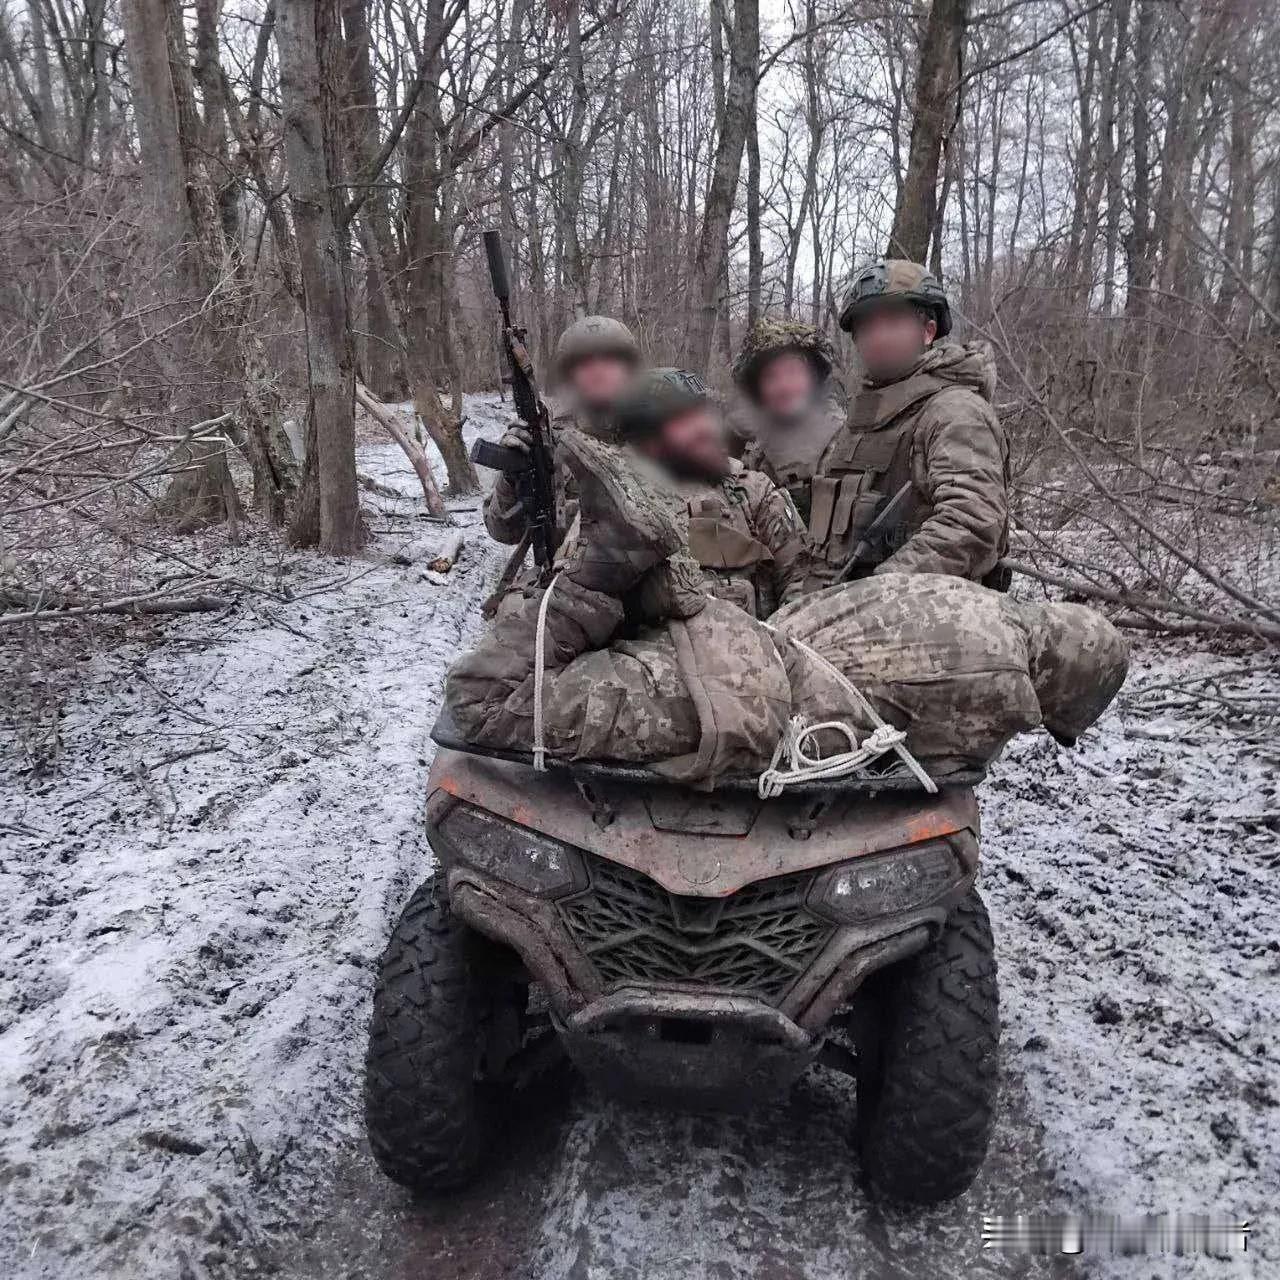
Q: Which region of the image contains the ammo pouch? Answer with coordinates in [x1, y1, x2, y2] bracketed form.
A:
[686, 514, 772, 616]
[808, 474, 878, 565]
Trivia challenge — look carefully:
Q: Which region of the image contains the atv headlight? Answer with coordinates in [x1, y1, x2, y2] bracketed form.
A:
[436, 802, 584, 897]
[809, 840, 959, 923]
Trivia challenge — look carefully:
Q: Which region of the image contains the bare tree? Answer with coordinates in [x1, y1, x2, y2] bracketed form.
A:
[685, 0, 758, 370]
[277, 0, 363, 552]
[890, 0, 966, 262]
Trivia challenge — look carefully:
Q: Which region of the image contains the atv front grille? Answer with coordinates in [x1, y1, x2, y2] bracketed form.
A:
[556, 856, 833, 1004]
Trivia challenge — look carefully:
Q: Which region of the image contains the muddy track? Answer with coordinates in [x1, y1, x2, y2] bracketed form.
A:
[284, 1055, 1065, 1280]
[4, 405, 1274, 1279]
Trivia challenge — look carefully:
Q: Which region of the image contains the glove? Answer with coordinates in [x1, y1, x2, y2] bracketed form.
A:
[498, 422, 534, 454]
[632, 554, 708, 621]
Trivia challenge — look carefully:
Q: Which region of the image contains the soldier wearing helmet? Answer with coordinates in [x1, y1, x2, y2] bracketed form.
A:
[729, 319, 845, 526]
[483, 315, 640, 550]
[557, 367, 809, 619]
[806, 259, 1010, 590]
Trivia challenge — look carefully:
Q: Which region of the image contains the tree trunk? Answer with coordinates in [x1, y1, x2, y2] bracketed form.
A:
[341, 0, 406, 400]
[122, 0, 243, 530]
[1124, 0, 1155, 319]
[888, 0, 966, 263]
[685, 0, 758, 371]
[277, 0, 364, 553]
[745, 78, 762, 328]
[394, 0, 477, 495]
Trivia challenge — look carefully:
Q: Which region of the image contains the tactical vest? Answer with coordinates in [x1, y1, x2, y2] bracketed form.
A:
[678, 467, 776, 618]
[810, 375, 1011, 589]
[809, 374, 947, 576]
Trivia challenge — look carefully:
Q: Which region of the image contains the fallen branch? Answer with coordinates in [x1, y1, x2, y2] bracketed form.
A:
[427, 532, 465, 573]
[971, 315, 1280, 627]
[355, 384, 448, 518]
[357, 471, 403, 500]
[0, 589, 232, 626]
[1002, 559, 1280, 644]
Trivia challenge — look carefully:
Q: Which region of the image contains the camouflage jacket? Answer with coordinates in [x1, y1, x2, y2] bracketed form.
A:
[482, 399, 615, 548]
[555, 458, 809, 620]
[669, 461, 809, 618]
[738, 394, 845, 526]
[807, 341, 1009, 589]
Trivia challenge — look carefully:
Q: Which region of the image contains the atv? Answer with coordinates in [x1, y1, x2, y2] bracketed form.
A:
[363, 710, 999, 1205]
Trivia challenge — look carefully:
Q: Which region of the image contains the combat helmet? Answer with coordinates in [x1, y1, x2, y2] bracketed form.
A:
[731, 319, 836, 398]
[613, 367, 709, 441]
[554, 315, 641, 379]
[838, 259, 952, 337]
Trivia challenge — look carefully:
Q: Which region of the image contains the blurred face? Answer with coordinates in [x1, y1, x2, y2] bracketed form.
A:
[639, 404, 729, 480]
[567, 354, 635, 410]
[756, 352, 819, 422]
[853, 303, 937, 383]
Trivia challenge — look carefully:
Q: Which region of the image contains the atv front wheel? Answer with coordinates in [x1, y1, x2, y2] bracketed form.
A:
[852, 886, 999, 1204]
[363, 876, 524, 1192]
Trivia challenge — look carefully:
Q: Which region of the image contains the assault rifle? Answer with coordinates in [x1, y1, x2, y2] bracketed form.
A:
[470, 229, 558, 584]
[835, 481, 914, 583]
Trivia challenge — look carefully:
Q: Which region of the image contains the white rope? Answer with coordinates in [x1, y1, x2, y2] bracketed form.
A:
[758, 718, 911, 798]
[531, 572, 562, 772]
[760, 625, 938, 796]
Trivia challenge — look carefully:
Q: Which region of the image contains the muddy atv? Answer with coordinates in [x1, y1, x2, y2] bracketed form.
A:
[363, 711, 999, 1206]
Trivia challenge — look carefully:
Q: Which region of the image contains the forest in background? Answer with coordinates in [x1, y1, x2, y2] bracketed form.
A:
[0, 0, 1276, 641]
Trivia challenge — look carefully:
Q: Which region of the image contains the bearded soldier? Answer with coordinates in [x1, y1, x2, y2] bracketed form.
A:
[605, 368, 810, 619]
[729, 319, 844, 524]
[483, 315, 640, 550]
[807, 260, 1010, 589]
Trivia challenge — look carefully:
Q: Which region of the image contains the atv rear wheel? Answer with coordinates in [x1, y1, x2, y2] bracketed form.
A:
[363, 876, 524, 1192]
[852, 886, 999, 1204]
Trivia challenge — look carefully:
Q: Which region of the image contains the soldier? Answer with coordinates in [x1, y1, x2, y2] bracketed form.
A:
[729, 319, 844, 523]
[483, 314, 640, 549]
[608, 367, 810, 619]
[807, 260, 1010, 589]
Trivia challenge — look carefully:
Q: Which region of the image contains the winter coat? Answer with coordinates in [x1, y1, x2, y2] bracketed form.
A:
[555, 458, 810, 620]
[807, 341, 1010, 589]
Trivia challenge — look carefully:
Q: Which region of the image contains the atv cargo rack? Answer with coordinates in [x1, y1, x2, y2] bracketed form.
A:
[430, 709, 984, 795]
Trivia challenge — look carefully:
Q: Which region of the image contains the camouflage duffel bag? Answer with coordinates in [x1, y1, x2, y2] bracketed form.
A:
[444, 568, 1127, 789]
[775, 572, 1129, 770]
[444, 582, 791, 790]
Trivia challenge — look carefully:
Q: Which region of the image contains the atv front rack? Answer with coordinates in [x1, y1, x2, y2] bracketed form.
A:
[429, 709, 984, 795]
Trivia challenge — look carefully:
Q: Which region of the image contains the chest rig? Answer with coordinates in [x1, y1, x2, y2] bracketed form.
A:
[809, 374, 948, 573]
[680, 472, 774, 617]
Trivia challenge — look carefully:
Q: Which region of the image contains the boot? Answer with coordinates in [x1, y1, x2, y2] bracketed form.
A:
[557, 427, 686, 594]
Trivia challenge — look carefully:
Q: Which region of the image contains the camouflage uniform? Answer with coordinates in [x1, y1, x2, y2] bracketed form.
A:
[447, 428, 1127, 788]
[446, 571, 1127, 787]
[777, 574, 1128, 772]
[450, 428, 792, 790]
[730, 319, 844, 524]
[482, 402, 584, 549]
[555, 460, 808, 621]
[808, 261, 1010, 590]
[482, 315, 639, 552]
[591, 367, 810, 619]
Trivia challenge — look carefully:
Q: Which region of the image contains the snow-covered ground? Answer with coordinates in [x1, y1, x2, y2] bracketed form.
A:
[1, 394, 1276, 1279]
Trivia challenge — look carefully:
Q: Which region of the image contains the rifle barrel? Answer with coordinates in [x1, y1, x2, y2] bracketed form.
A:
[483, 229, 511, 302]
